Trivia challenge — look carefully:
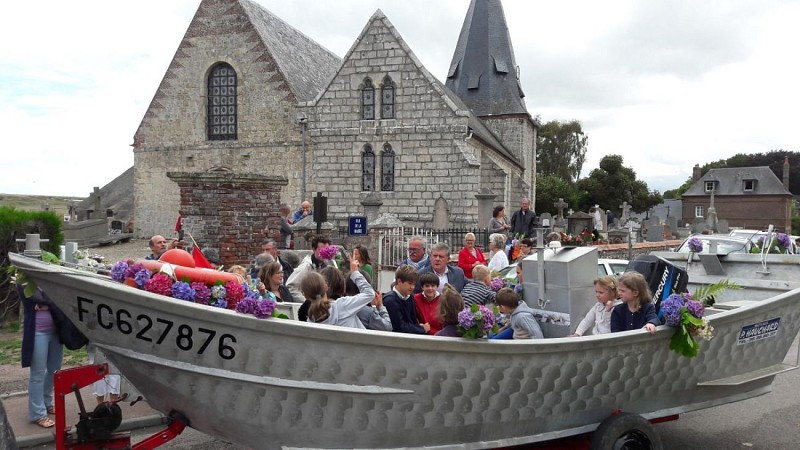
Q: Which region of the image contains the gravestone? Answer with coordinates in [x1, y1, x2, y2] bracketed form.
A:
[433, 194, 450, 230]
[662, 225, 673, 240]
[717, 219, 729, 234]
[666, 216, 679, 233]
[647, 225, 665, 242]
[619, 201, 632, 225]
[553, 198, 568, 227]
[692, 218, 705, 234]
[566, 211, 593, 237]
[539, 212, 553, 228]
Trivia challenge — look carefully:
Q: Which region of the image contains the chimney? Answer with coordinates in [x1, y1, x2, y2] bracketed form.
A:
[692, 164, 702, 182]
[783, 156, 790, 190]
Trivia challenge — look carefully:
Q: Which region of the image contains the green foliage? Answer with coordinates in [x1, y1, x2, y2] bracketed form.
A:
[694, 150, 800, 195]
[534, 175, 581, 215]
[575, 155, 663, 214]
[693, 279, 741, 307]
[663, 177, 695, 200]
[0, 206, 64, 323]
[536, 120, 588, 183]
[669, 310, 703, 358]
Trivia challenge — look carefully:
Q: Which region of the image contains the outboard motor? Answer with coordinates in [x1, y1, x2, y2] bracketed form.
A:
[626, 254, 688, 313]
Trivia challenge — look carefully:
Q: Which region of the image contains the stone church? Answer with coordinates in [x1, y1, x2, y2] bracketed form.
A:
[133, 0, 538, 241]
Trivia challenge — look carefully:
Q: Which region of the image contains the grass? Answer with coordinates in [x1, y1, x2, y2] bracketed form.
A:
[0, 193, 85, 216]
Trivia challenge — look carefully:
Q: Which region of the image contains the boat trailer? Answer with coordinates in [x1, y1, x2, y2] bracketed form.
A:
[52, 364, 188, 450]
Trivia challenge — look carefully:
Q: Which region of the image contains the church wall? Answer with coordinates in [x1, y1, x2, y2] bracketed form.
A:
[480, 115, 536, 204]
[306, 16, 482, 228]
[132, 0, 304, 238]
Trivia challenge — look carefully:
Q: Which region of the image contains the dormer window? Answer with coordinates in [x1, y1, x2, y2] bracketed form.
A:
[704, 181, 715, 192]
[743, 180, 755, 192]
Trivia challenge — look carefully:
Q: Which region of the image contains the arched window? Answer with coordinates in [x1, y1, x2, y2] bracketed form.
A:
[381, 76, 395, 119]
[207, 63, 237, 140]
[361, 78, 375, 120]
[381, 143, 395, 191]
[362, 144, 375, 191]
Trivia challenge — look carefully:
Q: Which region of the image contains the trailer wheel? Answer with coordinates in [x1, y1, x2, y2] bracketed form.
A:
[589, 412, 663, 450]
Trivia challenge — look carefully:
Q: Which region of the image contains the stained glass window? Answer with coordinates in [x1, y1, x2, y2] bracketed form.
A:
[361, 78, 375, 120]
[381, 76, 395, 119]
[208, 63, 237, 140]
[362, 144, 375, 191]
[381, 143, 395, 191]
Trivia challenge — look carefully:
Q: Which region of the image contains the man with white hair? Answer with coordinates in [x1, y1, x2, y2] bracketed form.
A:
[399, 235, 431, 272]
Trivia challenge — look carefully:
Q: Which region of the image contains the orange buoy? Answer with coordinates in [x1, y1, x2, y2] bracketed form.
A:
[159, 249, 195, 268]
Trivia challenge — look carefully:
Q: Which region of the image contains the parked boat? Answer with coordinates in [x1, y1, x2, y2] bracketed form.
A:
[9, 250, 800, 449]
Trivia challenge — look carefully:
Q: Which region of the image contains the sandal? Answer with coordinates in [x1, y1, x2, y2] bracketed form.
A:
[35, 416, 55, 428]
[47, 406, 56, 415]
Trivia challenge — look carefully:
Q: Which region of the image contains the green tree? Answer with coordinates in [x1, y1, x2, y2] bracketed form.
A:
[575, 155, 662, 214]
[536, 120, 588, 183]
[534, 175, 582, 215]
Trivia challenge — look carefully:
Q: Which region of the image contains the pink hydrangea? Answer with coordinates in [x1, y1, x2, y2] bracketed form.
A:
[224, 281, 246, 310]
[144, 273, 173, 297]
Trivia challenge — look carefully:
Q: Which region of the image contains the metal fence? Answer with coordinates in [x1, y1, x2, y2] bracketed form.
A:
[375, 226, 490, 268]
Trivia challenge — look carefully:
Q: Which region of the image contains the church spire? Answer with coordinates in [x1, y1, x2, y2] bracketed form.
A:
[445, 0, 527, 116]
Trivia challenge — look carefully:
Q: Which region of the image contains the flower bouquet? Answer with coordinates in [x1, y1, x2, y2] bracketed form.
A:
[687, 237, 703, 253]
[750, 232, 791, 254]
[661, 280, 740, 358]
[109, 259, 285, 320]
[457, 304, 499, 339]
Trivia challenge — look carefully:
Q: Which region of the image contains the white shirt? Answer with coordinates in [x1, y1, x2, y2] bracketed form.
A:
[488, 250, 509, 272]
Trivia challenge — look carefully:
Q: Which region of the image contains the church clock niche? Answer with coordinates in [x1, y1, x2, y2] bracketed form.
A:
[207, 63, 238, 140]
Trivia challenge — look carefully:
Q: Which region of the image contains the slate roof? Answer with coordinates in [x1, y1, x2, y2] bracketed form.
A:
[445, 0, 527, 116]
[239, 0, 340, 102]
[683, 167, 791, 196]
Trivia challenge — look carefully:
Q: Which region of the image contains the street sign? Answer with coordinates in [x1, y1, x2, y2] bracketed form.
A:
[348, 216, 368, 236]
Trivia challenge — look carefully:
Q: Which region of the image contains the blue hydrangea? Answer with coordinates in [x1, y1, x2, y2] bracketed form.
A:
[687, 237, 703, 253]
[134, 269, 151, 288]
[212, 299, 228, 309]
[254, 298, 277, 319]
[171, 281, 195, 302]
[235, 297, 258, 314]
[211, 285, 227, 300]
[660, 294, 684, 327]
[776, 233, 791, 250]
[110, 261, 129, 282]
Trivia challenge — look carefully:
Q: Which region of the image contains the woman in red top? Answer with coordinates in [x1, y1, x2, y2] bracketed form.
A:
[458, 232, 486, 279]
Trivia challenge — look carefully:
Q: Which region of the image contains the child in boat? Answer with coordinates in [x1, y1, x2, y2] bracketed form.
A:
[413, 272, 442, 335]
[610, 271, 659, 334]
[435, 285, 465, 337]
[301, 254, 374, 328]
[571, 275, 621, 337]
[351, 271, 393, 331]
[494, 287, 543, 339]
[384, 265, 429, 334]
[461, 264, 496, 307]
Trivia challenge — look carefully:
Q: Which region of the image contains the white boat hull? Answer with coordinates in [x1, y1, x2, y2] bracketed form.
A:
[11, 253, 800, 449]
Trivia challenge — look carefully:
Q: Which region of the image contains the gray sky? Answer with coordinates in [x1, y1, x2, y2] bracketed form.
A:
[2, 0, 798, 197]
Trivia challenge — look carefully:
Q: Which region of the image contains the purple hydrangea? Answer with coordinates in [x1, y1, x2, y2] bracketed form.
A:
[134, 269, 151, 288]
[124, 263, 145, 280]
[110, 261, 129, 282]
[235, 296, 258, 315]
[318, 245, 338, 261]
[476, 305, 496, 332]
[489, 277, 505, 292]
[192, 282, 211, 305]
[776, 233, 791, 250]
[457, 308, 476, 329]
[660, 294, 684, 327]
[687, 237, 703, 253]
[171, 281, 195, 302]
[685, 300, 704, 319]
[254, 298, 277, 319]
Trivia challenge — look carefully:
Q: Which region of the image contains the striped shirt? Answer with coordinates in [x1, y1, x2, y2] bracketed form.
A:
[461, 280, 496, 307]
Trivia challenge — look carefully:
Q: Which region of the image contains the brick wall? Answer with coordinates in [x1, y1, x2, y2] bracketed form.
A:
[168, 171, 288, 266]
[682, 195, 792, 232]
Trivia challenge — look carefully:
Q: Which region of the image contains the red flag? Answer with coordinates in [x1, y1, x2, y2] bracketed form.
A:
[174, 214, 182, 233]
[192, 245, 214, 269]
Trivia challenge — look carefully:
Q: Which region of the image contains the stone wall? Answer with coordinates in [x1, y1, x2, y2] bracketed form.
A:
[168, 171, 288, 266]
[133, 0, 305, 238]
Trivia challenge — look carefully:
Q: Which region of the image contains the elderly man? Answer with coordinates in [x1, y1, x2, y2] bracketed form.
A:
[262, 239, 293, 281]
[146, 235, 182, 260]
[399, 235, 431, 271]
[292, 200, 313, 224]
[509, 198, 537, 238]
[415, 242, 466, 293]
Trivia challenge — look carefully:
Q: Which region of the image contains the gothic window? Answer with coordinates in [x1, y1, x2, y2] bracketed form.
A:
[381, 143, 395, 191]
[362, 144, 375, 191]
[381, 76, 395, 119]
[207, 63, 238, 140]
[361, 78, 375, 120]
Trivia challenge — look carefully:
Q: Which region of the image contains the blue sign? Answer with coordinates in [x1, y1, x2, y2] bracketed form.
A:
[348, 216, 368, 236]
[737, 318, 781, 345]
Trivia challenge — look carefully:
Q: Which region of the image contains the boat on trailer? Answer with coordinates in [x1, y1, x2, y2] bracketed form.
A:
[9, 248, 800, 449]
